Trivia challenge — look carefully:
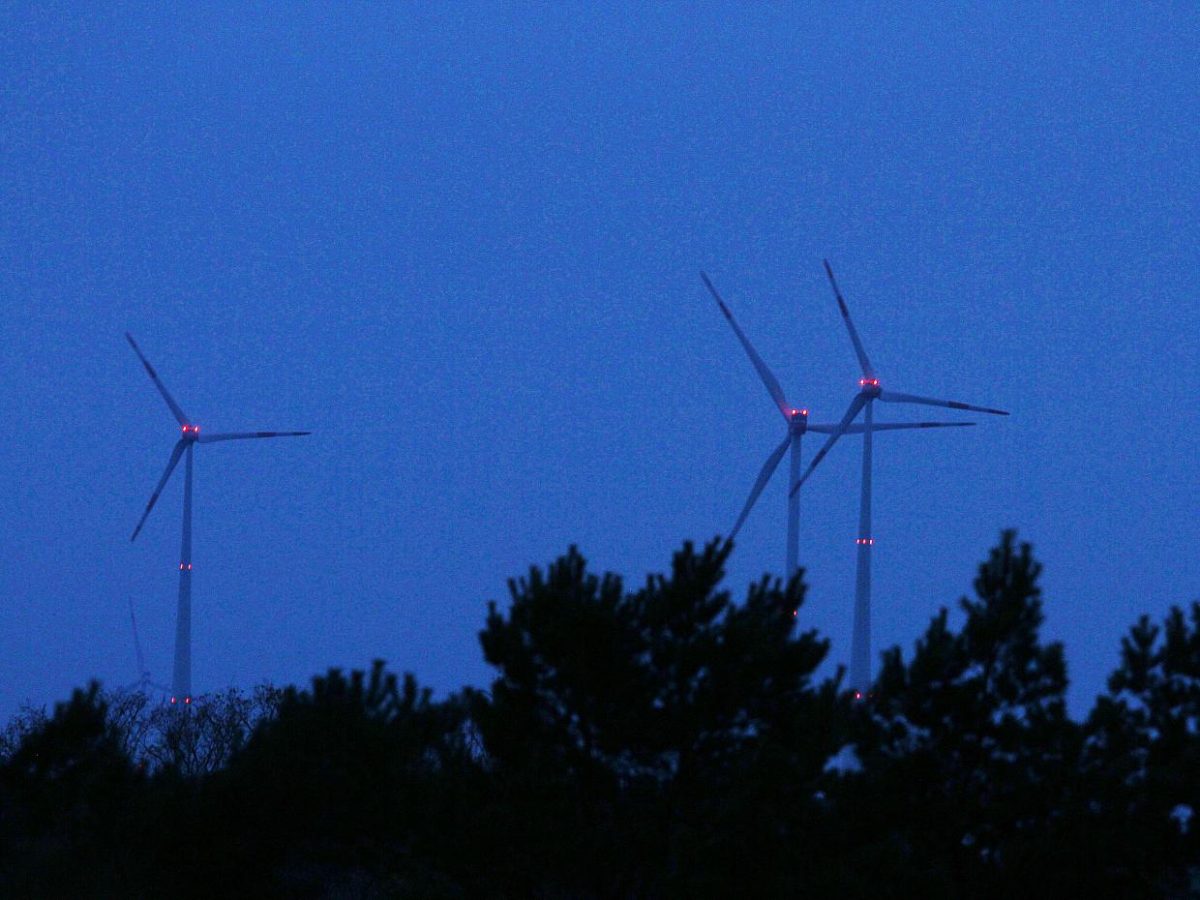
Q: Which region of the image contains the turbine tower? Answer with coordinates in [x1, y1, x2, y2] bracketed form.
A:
[790, 261, 1008, 693]
[701, 272, 975, 581]
[126, 333, 310, 704]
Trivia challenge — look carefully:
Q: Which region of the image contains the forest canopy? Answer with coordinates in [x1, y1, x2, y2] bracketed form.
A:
[2, 531, 1198, 897]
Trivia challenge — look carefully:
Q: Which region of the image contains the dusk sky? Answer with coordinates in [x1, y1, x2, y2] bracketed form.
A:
[3, 5, 1197, 720]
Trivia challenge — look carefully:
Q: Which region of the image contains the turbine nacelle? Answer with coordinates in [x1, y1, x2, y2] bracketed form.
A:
[787, 407, 809, 434]
[857, 377, 882, 398]
[180, 423, 201, 440]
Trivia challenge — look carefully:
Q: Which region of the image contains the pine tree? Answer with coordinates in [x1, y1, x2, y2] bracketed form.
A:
[471, 538, 842, 896]
[0, 683, 143, 894]
[178, 662, 480, 896]
[1081, 603, 1200, 894]
[834, 532, 1077, 895]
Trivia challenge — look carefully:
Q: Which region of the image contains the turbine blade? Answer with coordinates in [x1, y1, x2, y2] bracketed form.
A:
[730, 434, 791, 539]
[867, 421, 976, 431]
[125, 333, 188, 425]
[128, 599, 146, 678]
[131, 440, 186, 541]
[789, 394, 867, 496]
[197, 431, 311, 444]
[701, 272, 791, 418]
[823, 260, 875, 379]
[807, 421, 976, 434]
[879, 389, 1008, 416]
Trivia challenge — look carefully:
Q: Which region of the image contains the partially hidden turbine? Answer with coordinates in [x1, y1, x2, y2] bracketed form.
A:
[789, 261, 1008, 694]
[701, 272, 976, 582]
[126, 333, 310, 704]
[123, 598, 170, 696]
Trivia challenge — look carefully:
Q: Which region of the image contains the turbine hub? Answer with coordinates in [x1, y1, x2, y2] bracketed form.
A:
[181, 424, 201, 441]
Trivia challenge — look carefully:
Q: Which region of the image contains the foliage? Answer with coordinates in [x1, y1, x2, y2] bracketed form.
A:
[0, 684, 143, 894]
[103, 683, 283, 776]
[816, 531, 1078, 896]
[1076, 603, 1200, 894]
[0, 702, 48, 763]
[196, 661, 481, 896]
[471, 538, 843, 896]
[0, 533, 1197, 896]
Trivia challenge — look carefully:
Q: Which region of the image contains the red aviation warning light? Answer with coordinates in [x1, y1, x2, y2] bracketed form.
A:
[858, 378, 880, 388]
[856, 538, 875, 546]
[181, 424, 201, 435]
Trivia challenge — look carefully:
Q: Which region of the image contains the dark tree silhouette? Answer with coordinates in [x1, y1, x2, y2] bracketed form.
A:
[6, 533, 1200, 897]
[826, 531, 1079, 897]
[1078, 603, 1200, 894]
[471, 538, 844, 896]
[0, 683, 143, 895]
[184, 661, 482, 897]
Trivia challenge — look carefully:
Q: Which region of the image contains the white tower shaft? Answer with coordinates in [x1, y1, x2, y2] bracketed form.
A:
[786, 432, 802, 580]
[850, 400, 873, 692]
[173, 444, 193, 700]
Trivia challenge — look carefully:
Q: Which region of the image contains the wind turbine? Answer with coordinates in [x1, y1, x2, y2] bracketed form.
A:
[789, 261, 1008, 694]
[126, 333, 310, 704]
[123, 598, 170, 696]
[701, 272, 976, 581]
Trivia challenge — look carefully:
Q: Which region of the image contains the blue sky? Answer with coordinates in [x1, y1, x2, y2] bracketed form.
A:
[2, 5, 1197, 719]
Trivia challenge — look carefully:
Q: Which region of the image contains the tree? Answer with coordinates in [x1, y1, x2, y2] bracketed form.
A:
[98, 683, 283, 778]
[831, 531, 1078, 896]
[0, 683, 143, 895]
[0, 702, 48, 763]
[470, 538, 843, 896]
[1079, 603, 1200, 895]
[172, 661, 482, 897]
[15, 532, 1200, 895]
[140, 684, 283, 777]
